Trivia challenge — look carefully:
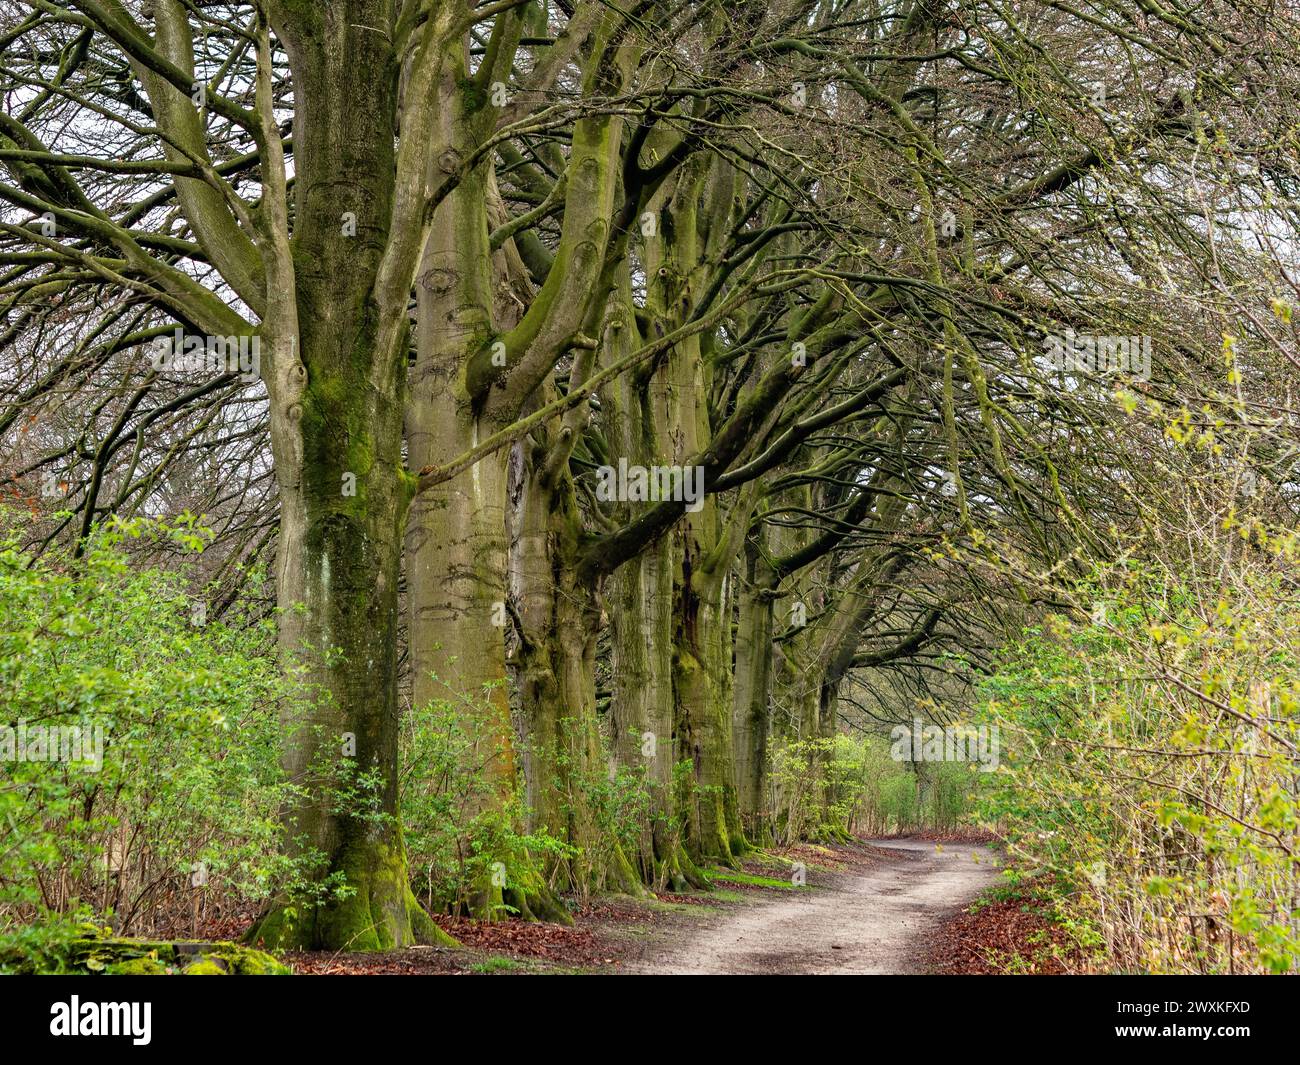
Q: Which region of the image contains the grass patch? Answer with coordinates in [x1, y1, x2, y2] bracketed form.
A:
[710, 869, 807, 890]
[470, 956, 524, 974]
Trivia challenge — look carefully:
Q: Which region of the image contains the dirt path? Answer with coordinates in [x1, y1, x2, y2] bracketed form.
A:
[627, 840, 1001, 975]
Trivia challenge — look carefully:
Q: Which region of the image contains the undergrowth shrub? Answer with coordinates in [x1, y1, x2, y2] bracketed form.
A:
[978, 562, 1300, 974]
[0, 516, 306, 970]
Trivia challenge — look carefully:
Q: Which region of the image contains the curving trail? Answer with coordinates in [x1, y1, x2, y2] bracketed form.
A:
[628, 840, 1001, 975]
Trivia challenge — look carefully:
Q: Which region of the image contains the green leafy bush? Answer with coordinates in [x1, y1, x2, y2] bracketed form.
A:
[977, 563, 1300, 973]
[400, 694, 572, 915]
[0, 516, 305, 970]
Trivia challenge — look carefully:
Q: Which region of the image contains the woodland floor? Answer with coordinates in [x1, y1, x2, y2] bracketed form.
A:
[269, 836, 1017, 975]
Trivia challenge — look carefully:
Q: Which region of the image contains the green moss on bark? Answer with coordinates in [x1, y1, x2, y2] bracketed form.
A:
[248, 837, 459, 951]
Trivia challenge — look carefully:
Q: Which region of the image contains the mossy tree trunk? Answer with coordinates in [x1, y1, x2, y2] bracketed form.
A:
[403, 41, 533, 920]
[602, 280, 708, 890]
[732, 536, 777, 844]
[247, 1, 458, 950]
[402, 13, 633, 919]
[511, 411, 599, 889]
[647, 157, 753, 866]
[510, 367, 645, 897]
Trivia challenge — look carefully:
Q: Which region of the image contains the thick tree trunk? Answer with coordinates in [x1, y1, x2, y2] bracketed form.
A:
[252, 353, 452, 951]
[732, 541, 776, 844]
[407, 153, 515, 787]
[406, 169, 521, 916]
[603, 326, 708, 888]
[609, 540, 710, 889]
[402, 42, 570, 920]
[512, 428, 644, 896]
[673, 550, 746, 864]
[247, 2, 453, 950]
[650, 158, 751, 866]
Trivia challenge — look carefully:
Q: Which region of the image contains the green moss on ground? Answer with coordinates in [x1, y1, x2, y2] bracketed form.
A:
[27, 936, 295, 975]
[105, 957, 170, 975]
[180, 959, 228, 975]
[709, 869, 808, 890]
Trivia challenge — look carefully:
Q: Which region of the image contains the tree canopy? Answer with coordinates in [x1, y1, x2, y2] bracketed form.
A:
[1, 0, 1298, 969]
